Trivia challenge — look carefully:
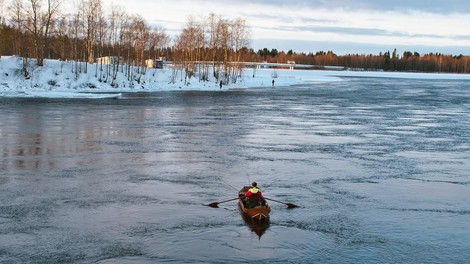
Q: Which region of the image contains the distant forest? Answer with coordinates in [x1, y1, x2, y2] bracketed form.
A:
[1, 0, 470, 74]
[254, 49, 470, 73]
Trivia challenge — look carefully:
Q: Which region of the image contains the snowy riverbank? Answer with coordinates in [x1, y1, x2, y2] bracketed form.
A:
[2, 56, 470, 98]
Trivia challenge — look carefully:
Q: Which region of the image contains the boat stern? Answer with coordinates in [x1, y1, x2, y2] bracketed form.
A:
[251, 212, 268, 221]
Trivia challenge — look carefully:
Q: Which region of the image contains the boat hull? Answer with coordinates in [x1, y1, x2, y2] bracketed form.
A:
[238, 186, 271, 221]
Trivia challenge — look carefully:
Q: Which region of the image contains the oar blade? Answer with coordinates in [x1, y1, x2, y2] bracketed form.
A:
[207, 197, 240, 208]
[207, 202, 219, 208]
[264, 197, 299, 209]
[286, 203, 299, 209]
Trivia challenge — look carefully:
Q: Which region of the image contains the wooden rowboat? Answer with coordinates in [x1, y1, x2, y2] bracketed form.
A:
[238, 186, 271, 221]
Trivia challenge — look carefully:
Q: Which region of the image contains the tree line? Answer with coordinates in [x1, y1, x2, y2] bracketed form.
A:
[0, 0, 174, 84]
[244, 48, 470, 73]
[1, 0, 171, 64]
[1, 0, 470, 77]
[0, 0, 253, 84]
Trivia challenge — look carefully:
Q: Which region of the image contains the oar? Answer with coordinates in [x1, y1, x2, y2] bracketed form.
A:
[207, 197, 242, 208]
[264, 197, 299, 209]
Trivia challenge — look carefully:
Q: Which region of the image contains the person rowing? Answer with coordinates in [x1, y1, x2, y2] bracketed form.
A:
[244, 182, 264, 208]
[207, 181, 299, 209]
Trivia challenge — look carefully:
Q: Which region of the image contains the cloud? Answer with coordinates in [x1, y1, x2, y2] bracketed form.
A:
[98, 0, 470, 55]
[244, 3, 470, 50]
[252, 38, 470, 55]
[215, 0, 470, 13]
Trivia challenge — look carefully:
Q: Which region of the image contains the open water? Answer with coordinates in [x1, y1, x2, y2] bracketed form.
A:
[1, 76, 470, 263]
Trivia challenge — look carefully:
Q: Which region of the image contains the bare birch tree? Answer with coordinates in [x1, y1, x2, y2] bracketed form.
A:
[0, 0, 4, 25]
[95, 5, 107, 79]
[177, 16, 205, 84]
[0, 0, 4, 57]
[23, 0, 42, 64]
[217, 18, 230, 84]
[8, 0, 24, 57]
[149, 25, 169, 60]
[42, 0, 62, 64]
[55, 15, 68, 61]
[81, 0, 102, 64]
[21, 0, 62, 66]
[231, 17, 250, 83]
[68, 7, 85, 77]
[173, 14, 251, 85]
[130, 14, 150, 83]
[207, 13, 221, 80]
[108, 5, 127, 86]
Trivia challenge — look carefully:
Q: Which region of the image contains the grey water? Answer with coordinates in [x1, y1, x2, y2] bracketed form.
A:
[1, 77, 470, 263]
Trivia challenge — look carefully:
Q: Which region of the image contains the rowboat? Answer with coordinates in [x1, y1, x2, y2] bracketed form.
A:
[238, 186, 271, 221]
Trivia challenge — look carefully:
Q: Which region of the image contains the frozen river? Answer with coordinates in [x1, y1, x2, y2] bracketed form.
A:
[1, 76, 470, 263]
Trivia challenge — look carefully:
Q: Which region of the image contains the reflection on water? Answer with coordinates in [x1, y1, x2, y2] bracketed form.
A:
[1, 78, 470, 263]
[240, 209, 270, 239]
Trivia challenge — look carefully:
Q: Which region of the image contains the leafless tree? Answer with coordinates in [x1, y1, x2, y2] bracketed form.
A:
[24, 0, 42, 64]
[108, 5, 127, 86]
[130, 14, 151, 83]
[0, 0, 5, 25]
[0, 0, 4, 57]
[55, 15, 68, 61]
[81, 0, 102, 64]
[216, 17, 230, 83]
[96, 7, 106, 59]
[230, 17, 250, 83]
[8, 0, 24, 57]
[150, 26, 169, 59]
[173, 14, 251, 85]
[95, 4, 107, 80]
[176, 16, 205, 84]
[43, 0, 62, 64]
[68, 8, 85, 77]
[207, 13, 221, 80]
[21, 0, 62, 66]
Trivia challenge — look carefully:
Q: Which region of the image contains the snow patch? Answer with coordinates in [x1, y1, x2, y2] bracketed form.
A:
[2, 56, 470, 98]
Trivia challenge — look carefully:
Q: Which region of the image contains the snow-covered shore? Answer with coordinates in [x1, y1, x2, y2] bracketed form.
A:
[2, 56, 470, 98]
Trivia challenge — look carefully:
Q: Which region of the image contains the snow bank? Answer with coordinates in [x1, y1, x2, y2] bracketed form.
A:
[0, 56, 319, 98]
[2, 56, 470, 98]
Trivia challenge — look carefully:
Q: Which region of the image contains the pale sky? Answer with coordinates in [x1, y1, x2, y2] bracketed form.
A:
[99, 1, 470, 55]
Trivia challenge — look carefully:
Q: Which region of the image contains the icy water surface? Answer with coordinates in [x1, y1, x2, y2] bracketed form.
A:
[1, 77, 470, 263]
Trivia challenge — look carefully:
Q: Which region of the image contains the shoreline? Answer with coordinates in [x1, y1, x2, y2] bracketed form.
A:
[2, 56, 470, 99]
